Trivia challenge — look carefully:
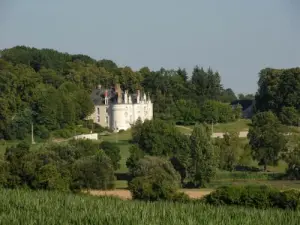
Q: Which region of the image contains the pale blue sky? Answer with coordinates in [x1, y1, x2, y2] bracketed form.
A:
[1, 0, 299, 94]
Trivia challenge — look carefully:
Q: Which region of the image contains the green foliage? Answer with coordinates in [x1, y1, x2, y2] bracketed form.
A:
[204, 185, 300, 210]
[248, 111, 287, 170]
[214, 132, 243, 171]
[128, 156, 183, 201]
[131, 119, 186, 156]
[99, 141, 121, 170]
[283, 143, 300, 180]
[1, 140, 116, 191]
[72, 150, 115, 190]
[189, 124, 217, 187]
[0, 46, 244, 140]
[279, 107, 300, 126]
[200, 100, 237, 123]
[126, 144, 145, 174]
[131, 119, 192, 183]
[255, 67, 300, 126]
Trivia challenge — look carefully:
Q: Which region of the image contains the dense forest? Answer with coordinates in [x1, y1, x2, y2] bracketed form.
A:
[1, 45, 299, 141]
[0, 46, 243, 140]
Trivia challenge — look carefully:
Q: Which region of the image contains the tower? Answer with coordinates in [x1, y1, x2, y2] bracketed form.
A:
[104, 89, 108, 105]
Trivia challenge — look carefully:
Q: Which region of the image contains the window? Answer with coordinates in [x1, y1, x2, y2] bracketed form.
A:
[97, 107, 100, 115]
[97, 116, 100, 122]
[106, 107, 108, 113]
[106, 116, 109, 124]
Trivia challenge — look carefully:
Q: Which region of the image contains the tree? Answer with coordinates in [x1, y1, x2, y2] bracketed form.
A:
[131, 119, 183, 156]
[215, 131, 242, 171]
[126, 145, 145, 175]
[247, 111, 287, 171]
[279, 106, 300, 126]
[99, 141, 121, 170]
[284, 143, 300, 179]
[128, 156, 184, 201]
[189, 124, 217, 187]
[72, 150, 115, 190]
[254, 67, 300, 124]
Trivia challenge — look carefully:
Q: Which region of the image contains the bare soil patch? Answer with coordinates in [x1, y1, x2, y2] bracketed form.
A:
[87, 189, 212, 200]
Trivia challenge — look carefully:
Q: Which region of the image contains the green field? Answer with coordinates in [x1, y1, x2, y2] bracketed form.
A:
[1, 189, 300, 225]
[176, 119, 251, 135]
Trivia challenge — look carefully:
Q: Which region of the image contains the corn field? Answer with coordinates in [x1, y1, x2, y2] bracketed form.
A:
[1, 189, 300, 225]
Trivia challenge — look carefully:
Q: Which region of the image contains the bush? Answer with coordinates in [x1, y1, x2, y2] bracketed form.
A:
[99, 141, 121, 170]
[272, 189, 300, 210]
[128, 156, 182, 201]
[35, 125, 50, 139]
[52, 129, 73, 138]
[204, 185, 300, 210]
[2, 140, 116, 192]
[72, 151, 115, 190]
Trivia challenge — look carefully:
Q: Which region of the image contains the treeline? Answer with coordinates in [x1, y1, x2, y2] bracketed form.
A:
[125, 114, 300, 201]
[0, 46, 242, 140]
[0, 140, 121, 191]
[255, 67, 300, 126]
[127, 119, 251, 189]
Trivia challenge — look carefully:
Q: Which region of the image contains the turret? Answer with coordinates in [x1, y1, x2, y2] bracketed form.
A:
[104, 89, 108, 105]
[124, 90, 128, 104]
[128, 94, 132, 104]
[115, 84, 122, 104]
[137, 90, 140, 104]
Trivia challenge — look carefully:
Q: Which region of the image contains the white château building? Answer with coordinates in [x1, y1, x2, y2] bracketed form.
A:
[88, 84, 153, 132]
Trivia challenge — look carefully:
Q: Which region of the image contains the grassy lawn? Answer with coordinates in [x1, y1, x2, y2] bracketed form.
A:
[212, 119, 250, 132]
[176, 119, 251, 135]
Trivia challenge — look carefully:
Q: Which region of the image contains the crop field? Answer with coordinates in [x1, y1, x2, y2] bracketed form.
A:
[1, 189, 300, 225]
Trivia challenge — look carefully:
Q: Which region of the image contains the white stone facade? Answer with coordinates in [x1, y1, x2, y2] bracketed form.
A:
[89, 85, 153, 132]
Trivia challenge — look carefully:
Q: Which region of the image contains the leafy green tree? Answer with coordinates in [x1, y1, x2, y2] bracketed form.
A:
[128, 156, 183, 201]
[254, 67, 300, 125]
[22, 150, 70, 191]
[283, 143, 300, 179]
[189, 124, 217, 187]
[131, 119, 182, 156]
[248, 111, 287, 171]
[279, 106, 300, 126]
[99, 141, 121, 170]
[72, 150, 115, 190]
[126, 145, 145, 175]
[215, 131, 242, 171]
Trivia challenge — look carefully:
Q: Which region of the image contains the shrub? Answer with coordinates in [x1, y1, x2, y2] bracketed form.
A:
[272, 189, 300, 210]
[52, 129, 73, 138]
[72, 150, 115, 190]
[22, 150, 71, 191]
[35, 125, 50, 139]
[128, 156, 182, 201]
[204, 185, 300, 210]
[99, 141, 121, 170]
